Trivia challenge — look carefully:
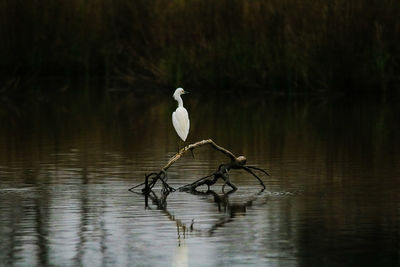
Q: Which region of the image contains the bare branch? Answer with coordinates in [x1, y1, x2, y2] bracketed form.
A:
[241, 166, 266, 189]
[162, 139, 236, 171]
[130, 139, 269, 193]
[247, 166, 270, 176]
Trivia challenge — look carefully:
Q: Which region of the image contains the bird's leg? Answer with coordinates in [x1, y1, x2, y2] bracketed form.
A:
[177, 140, 187, 152]
[190, 148, 195, 159]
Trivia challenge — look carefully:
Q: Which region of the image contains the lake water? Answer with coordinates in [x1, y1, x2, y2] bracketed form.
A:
[0, 88, 399, 266]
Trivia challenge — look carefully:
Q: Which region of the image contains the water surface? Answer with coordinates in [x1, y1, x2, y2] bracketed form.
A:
[0, 89, 399, 266]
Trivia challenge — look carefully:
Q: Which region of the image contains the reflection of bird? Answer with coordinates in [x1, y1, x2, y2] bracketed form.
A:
[173, 240, 188, 267]
[172, 88, 190, 142]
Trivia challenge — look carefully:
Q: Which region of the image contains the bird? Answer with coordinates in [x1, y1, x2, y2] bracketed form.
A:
[172, 88, 190, 143]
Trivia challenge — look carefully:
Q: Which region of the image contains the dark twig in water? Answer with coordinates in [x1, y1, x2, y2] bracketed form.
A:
[129, 139, 269, 194]
[246, 166, 270, 176]
[241, 167, 266, 189]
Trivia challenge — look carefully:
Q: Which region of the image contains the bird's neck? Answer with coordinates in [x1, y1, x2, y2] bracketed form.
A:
[176, 96, 184, 107]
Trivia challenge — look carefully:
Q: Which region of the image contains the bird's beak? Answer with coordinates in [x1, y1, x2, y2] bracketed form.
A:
[183, 90, 190, 94]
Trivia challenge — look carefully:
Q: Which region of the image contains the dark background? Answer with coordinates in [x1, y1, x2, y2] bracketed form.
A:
[1, 0, 400, 96]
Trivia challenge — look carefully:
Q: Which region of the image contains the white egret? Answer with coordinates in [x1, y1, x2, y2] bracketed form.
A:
[172, 88, 190, 142]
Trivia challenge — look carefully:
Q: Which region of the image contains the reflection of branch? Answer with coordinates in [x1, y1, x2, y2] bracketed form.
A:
[201, 189, 263, 235]
[135, 187, 265, 238]
[188, 188, 236, 212]
[140, 189, 199, 238]
[129, 139, 269, 193]
[148, 189, 169, 210]
[183, 188, 266, 235]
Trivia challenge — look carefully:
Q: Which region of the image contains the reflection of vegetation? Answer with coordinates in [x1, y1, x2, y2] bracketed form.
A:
[0, 91, 398, 179]
[1, 0, 400, 94]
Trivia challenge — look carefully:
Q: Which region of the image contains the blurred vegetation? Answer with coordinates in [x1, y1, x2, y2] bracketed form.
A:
[0, 0, 400, 95]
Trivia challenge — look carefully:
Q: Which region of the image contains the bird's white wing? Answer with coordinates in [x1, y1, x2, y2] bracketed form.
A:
[172, 107, 190, 141]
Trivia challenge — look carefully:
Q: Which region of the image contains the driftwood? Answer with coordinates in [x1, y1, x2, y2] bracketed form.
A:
[129, 139, 269, 193]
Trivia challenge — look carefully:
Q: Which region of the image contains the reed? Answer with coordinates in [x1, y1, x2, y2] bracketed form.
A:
[0, 0, 399, 94]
